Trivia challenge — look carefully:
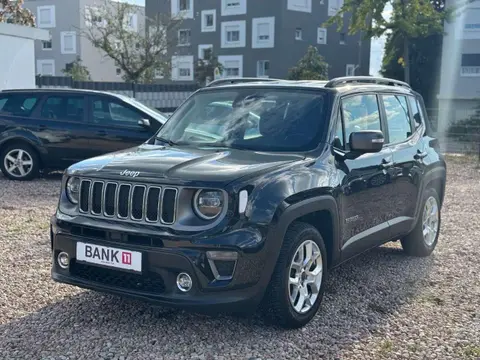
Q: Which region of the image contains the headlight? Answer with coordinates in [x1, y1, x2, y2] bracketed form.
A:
[193, 189, 225, 220]
[66, 176, 81, 204]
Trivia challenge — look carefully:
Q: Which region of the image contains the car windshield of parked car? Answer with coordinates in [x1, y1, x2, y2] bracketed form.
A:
[118, 95, 168, 124]
[155, 88, 328, 152]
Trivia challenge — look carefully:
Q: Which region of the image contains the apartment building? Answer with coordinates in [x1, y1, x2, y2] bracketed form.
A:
[24, 0, 144, 81]
[146, 0, 371, 83]
[437, 0, 480, 133]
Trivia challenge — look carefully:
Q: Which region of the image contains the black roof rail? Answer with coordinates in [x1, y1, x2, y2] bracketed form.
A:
[205, 77, 282, 87]
[324, 76, 411, 89]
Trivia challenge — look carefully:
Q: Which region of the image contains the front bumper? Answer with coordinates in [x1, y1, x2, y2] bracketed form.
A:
[50, 213, 275, 313]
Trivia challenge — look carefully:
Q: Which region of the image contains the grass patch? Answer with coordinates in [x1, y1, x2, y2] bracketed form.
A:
[463, 345, 480, 359]
[444, 153, 479, 166]
[379, 340, 393, 355]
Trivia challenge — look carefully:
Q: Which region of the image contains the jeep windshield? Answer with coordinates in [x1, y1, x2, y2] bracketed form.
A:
[154, 88, 328, 152]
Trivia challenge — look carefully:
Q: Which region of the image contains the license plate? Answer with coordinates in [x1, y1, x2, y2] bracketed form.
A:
[76, 242, 142, 273]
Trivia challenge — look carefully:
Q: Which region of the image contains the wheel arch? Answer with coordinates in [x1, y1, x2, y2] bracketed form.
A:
[270, 195, 341, 270]
[0, 136, 45, 168]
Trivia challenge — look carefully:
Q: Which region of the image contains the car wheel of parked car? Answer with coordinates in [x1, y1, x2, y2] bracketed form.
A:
[262, 222, 328, 329]
[0, 143, 40, 181]
[401, 188, 441, 257]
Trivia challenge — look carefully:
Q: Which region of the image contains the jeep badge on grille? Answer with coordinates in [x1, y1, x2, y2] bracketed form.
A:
[120, 169, 140, 178]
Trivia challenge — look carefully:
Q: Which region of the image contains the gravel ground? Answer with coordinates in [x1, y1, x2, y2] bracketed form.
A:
[0, 156, 479, 360]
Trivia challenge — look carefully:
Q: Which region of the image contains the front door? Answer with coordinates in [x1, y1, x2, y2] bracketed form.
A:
[85, 95, 156, 158]
[334, 93, 397, 260]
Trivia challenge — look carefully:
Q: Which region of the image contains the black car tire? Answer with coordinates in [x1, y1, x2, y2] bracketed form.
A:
[262, 221, 328, 329]
[401, 187, 441, 257]
[0, 142, 40, 181]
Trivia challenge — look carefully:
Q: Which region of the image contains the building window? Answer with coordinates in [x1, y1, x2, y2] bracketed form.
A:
[221, 21, 246, 48]
[42, 33, 52, 50]
[218, 55, 243, 78]
[126, 13, 138, 31]
[252, 17, 275, 48]
[221, 0, 247, 16]
[172, 55, 194, 81]
[257, 60, 270, 78]
[346, 64, 356, 76]
[61, 32, 76, 54]
[154, 69, 165, 79]
[37, 5, 55, 28]
[178, 29, 191, 46]
[37, 60, 55, 76]
[116, 68, 121, 76]
[198, 44, 213, 60]
[201, 9, 216, 32]
[85, 6, 105, 27]
[328, 0, 344, 16]
[287, 0, 312, 13]
[317, 28, 327, 44]
[171, 0, 193, 19]
[295, 28, 303, 40]
[460, 54, 480, 76]
[340, 33, 346, 44]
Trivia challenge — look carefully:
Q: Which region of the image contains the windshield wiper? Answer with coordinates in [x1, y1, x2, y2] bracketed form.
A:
[156, 136, 177, 146]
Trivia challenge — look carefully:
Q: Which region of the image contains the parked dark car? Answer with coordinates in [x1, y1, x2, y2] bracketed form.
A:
[0, 88, 168, 180]
[50, 76, 446, 329]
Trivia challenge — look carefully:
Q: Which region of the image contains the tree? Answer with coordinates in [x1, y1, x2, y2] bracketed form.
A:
[0, 0, 35, 27]
[287, 46, 329, 80]
[324, 0, 460, 84]
[81, 0, 181, 83]
[194, 51, 224, 86]
[62, 56, 91, 81]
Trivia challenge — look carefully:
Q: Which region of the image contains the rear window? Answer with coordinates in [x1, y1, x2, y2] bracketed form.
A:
[0, 94, 40, 117]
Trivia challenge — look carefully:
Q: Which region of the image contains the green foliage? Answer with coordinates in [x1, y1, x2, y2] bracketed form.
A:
[447, 104, 480, 143]
[0, 0, 35, 27]
[82, 0, 181, 83]
[62, 57, 91, 81]
[194, 51, 224, 86]
[287, 46, 329, 80]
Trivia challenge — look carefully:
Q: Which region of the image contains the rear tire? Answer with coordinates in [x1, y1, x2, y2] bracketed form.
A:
[0, 142, 40, 181]
[400, 187, 441, 257]
[262, 222, 328, 329]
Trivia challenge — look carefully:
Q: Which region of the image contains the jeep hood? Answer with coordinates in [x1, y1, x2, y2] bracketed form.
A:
[67, 143, 306, 187]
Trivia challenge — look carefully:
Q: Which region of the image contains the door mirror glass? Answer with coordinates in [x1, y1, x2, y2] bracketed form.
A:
[349, 130, 384, 153]
[138, 118, 151, 128]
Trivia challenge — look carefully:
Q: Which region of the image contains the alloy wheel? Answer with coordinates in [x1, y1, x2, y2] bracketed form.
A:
[3, 149, 33, 178]
[422, 196, 439, 246]
[288, 240, 323, 314]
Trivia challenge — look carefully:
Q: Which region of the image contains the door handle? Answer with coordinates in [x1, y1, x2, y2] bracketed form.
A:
[414, 150, 428, 160]
[37, 124, 47, 131]
[96, 130, 107, 136]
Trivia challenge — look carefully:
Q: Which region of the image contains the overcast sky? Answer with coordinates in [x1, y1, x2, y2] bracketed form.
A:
[120, 0, 389, 76]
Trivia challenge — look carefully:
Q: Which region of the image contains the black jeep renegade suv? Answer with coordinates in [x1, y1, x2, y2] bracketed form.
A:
[50, 76, 447, 329]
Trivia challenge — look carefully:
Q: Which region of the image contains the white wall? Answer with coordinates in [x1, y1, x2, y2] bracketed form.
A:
[0, 34, 36, 90]
[0, 23, 50, 91]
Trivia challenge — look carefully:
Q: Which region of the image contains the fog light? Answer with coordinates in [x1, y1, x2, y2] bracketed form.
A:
[176, 272, 193, 292]
[57, 252, 70, 269]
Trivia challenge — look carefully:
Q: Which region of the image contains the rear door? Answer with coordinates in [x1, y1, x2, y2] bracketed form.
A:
[379, 93, 429, 238]
[31, 93, 91, 166]
[85, 95, 156, 157]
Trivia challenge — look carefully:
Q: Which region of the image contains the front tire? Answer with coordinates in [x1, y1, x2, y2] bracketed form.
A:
[262, 222, 328, 329]
[401, 187, 441, 257]
[0, 143, 40, 181]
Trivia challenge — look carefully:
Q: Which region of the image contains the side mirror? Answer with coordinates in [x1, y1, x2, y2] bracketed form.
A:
[349, 130, 384, 153]
[138, 118, 151, 128]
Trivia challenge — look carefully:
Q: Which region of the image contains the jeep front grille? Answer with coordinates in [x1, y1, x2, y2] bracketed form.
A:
[78, 179, 178, 225]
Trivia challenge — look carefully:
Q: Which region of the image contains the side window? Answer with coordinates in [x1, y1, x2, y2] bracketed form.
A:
[40, 96, 85, 122]
[341, 94, 381, 148]
[408, 96, 423, 130]
[0, 95, 39, 116]
[381, 95, 412, 143]
[91, 98, 144, 126]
